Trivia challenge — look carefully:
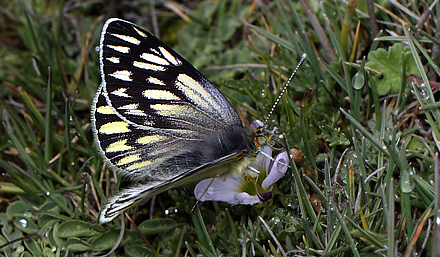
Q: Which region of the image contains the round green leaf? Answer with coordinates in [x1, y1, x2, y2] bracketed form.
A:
[14, 215, 39, 234]
[91, 229, 141, 251]
[6, 201, 31, 219]
[138, 218, 177, 236]
[65, 237, 91, 252]
[48, 222, 64, 248]
[124, 244, 155, 257]
[19, 251, 33, 257]
[57, 220, 102, 238]
[365, 43, 419, 95]
[23, 238, 42, 256]
[41, 248, 56, 257]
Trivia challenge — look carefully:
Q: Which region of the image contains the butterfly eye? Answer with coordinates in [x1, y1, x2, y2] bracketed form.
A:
[254, 135, 268, 147]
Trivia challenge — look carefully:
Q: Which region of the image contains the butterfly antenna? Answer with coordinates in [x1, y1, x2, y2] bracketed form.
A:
[264, 53, 307, 124]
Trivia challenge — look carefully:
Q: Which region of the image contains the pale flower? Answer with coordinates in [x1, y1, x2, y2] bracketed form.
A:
[194, 146, 289, 205]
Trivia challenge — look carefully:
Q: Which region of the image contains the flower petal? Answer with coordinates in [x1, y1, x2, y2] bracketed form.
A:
[252, 146, 272, 171]
[194, 178, 241, 205]
[262, 149, 289, 190]
[258, 189, 273, 202]
[249, 120, 264, 128]
[234, 192, 261, 205]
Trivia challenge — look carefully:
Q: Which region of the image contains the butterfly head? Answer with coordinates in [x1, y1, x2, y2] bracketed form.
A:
[249, 120, 278, 149]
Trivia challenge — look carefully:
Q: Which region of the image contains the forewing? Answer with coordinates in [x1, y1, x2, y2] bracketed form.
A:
[99, 18, 242, 132]
[92, 18, 242, 179]
[92, 84, 195, 180]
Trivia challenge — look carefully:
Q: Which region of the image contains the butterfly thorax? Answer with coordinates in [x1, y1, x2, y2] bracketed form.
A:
[182, 124, 276, 178]
[194, 126, 256, 160]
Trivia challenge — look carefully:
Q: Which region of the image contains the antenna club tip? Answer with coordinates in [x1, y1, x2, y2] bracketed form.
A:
[301, 53, 307, 58]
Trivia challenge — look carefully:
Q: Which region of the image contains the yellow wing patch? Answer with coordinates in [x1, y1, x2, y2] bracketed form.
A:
[133, 61, 166, 71]
[106, 139, 133, 153]
[143, 90, 180, 101]
[137, 135, 168, 144]
[107, 45, 130, 53]
[117, 154, 141, 166]
[126, 160, 153, 171]
[110, 70, 133, 81]
[96, 105, 114, 114]
[99, 121, 130, 134]
[111, 33, 141, 45]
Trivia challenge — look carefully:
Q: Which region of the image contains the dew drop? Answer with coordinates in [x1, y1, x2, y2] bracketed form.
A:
[164, 208, 178, 217]
[270, 217, 280, 224]
[401, 171, 414, 193]
[19, 219, 27, 228]
[419, 83, 429, 100]
[16, 245, 24, 253]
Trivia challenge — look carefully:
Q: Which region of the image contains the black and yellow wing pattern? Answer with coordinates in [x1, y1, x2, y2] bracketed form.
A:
[92, 18, 272, 223]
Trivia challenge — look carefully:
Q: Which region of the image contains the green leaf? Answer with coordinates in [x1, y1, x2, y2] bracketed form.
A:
[124, 244, 155, 257]
[41, 248, 56, 257]
[6, 201, 32, 219]
[247, 24, 296, 52]
[20, 252, 33, 257]
[57, 220, 103, 238]
[214, 13, 241, 42]
[65, 237, 92, 252]
[23, 238, 42, 256]
[351, 229, 387, 247]
[0, 214, 13, 234]
[13, 215, 39, 234]
[90, 230, 121, 251]
[365, 43, 419, 95]
[0, 234, 8, 247]
[47, 222, 64, 248]
[37, 214, 61, 229]
[91, 230, 142, 251]
[138, 218, 178, 236]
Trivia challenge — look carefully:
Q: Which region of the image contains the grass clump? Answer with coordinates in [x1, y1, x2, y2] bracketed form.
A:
[0, 0, 439, 256]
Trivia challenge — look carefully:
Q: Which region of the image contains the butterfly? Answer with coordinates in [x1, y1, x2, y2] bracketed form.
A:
[92, 18, 280, 223]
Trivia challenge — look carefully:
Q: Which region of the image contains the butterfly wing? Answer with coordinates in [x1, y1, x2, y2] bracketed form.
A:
[92, 18, 243, 180]
[99, 150, 247, 223]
